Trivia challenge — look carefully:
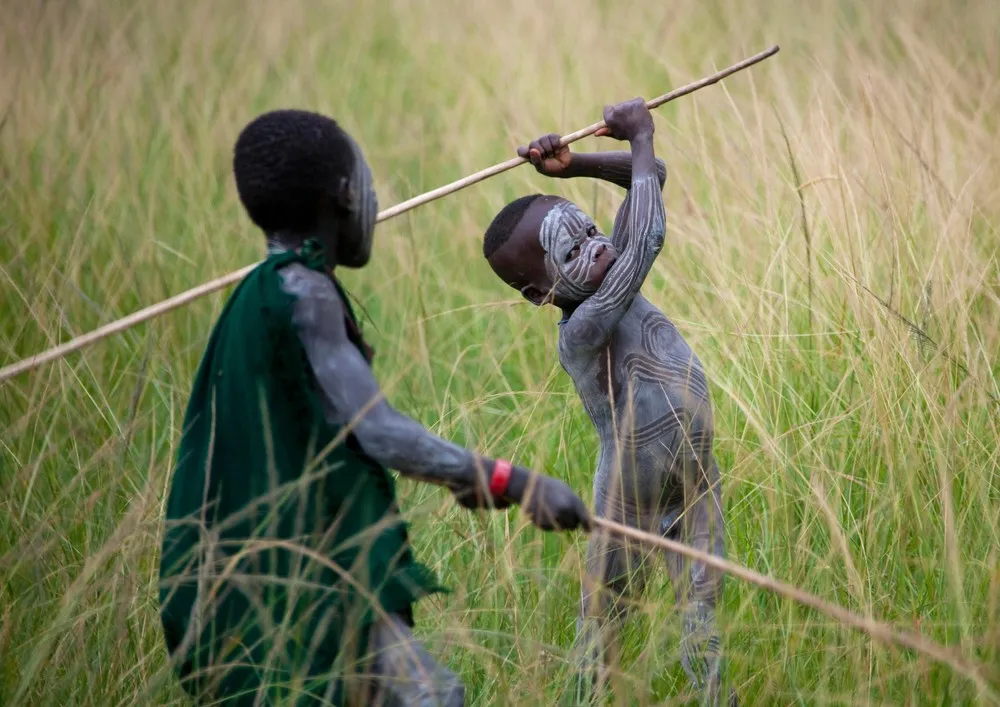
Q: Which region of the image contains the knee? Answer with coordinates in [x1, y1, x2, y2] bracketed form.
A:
[691, 562, 726, 603]
[660, 508, 682, 538]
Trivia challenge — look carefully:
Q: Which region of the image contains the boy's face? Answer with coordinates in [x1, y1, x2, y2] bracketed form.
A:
[488, 197, 617, 307]
[322, 135, 379, 268]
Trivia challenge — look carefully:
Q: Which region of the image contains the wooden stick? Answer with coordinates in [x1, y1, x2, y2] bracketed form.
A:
[0, 46, 779, 385]
[378, 45, 780, 220]
[591, 516, 998, 702]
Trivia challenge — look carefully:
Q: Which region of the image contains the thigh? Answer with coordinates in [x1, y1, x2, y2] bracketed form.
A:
[660, 455, 726, 602]
[587, 455, 668, 606]
[366, 614, 465, 707]
[584, 527, 651, 597]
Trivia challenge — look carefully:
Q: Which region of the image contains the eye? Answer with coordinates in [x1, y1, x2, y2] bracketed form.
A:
[586, 225, 597, 237]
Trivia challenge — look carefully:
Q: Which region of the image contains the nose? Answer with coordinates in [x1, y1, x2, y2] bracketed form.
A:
[593, 244, 606, 260]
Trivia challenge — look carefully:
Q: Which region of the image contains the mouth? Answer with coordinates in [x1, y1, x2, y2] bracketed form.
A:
[602, 249, 619, 271]
[587, 249, 618, 287]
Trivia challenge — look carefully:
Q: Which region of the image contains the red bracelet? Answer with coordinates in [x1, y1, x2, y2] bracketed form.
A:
[489, 459, 512, 497]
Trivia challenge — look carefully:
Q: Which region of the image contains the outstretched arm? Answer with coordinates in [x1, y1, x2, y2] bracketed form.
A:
[278, 264, 592, 531]
[518, 134, 666, 192]
[560, 100, 666, 354]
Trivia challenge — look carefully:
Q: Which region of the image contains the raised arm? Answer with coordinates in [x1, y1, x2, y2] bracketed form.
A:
[559, 99, 666, 353]
[278, 264, 592, 531]
[518, 134, 666, 192]
[567, 151, 667, 191]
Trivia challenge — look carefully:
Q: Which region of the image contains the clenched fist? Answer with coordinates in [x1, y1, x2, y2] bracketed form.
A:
[507, 468, 592, 532]
[450, 460, 592, 532]
[594, 97, 654, 142]
[517, 133, 572, 177]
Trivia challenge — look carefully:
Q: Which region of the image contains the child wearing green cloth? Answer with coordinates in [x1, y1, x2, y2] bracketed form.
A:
[158, 109, 592, 706]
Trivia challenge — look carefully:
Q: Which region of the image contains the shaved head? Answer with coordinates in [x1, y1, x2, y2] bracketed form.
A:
[233, 109, 378, 268]
[483, 196, 617, 308]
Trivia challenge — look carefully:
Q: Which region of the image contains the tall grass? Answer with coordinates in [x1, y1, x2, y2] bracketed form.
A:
[2, 0, 999, 703]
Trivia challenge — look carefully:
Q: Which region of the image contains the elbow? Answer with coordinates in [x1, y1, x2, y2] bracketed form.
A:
[349, 408, 408, 469]
[646, 222, 666, 254]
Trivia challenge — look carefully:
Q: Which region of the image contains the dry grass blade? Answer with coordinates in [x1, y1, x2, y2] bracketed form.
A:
[592, 516, 1000, 703]
[5, 1, 999, 702]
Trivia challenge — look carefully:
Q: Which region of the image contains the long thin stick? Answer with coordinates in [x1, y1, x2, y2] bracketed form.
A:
[591, 516, 998, 702]
[0, 46, 779, 385]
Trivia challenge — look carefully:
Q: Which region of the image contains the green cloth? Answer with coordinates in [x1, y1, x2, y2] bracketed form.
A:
[159, 240, 445, 705]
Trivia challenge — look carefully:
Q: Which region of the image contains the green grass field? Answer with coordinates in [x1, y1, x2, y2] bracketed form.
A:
[2, 0, 999, 704]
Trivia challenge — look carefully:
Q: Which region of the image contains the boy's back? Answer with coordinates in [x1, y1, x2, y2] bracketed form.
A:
[158, 107, 592, 707]
[160, 243, 443, 703]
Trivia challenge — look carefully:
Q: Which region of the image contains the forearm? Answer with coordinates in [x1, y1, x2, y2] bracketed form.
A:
[620, 133, 666, 257]
[354, 406, 490, 485]
[562, 136, 665, 350]
[629, 132, 658, 183]
[562, 151, 666, 190]
[353, 405, 533, 501]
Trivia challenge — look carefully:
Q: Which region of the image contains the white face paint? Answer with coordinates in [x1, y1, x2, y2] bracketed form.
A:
[538, 201, 614, 302]
[337, 135, 378, 265]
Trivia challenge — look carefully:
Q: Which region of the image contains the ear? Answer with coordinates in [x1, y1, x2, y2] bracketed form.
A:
[520, 285, 545, 306]
[332, 175, 357, 212]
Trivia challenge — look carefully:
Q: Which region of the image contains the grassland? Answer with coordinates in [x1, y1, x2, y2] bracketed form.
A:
[2, 0, 999, 704]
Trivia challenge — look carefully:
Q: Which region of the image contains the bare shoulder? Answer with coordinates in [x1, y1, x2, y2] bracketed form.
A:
[557, 315, 604, 359]
[558, 315, 616, 370]
[276, 262, 344, 330]
[277, 262, 338, 300]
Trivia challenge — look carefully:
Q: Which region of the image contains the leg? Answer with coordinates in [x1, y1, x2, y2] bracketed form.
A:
[364, 613, 465, 707]
[571, 468, 656, 703]
[662, 455, 733, 707]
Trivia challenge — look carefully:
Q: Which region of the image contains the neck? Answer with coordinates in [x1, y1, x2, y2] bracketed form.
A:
[267, 231, 338, 270]
[558, 301, 580, 323]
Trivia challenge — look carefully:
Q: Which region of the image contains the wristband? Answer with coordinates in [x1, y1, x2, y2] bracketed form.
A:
[489, 459, 512, 497]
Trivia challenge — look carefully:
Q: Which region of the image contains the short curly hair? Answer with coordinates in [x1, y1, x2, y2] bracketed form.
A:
[232, 109, 356, 235]
[482, 194, 544, 259]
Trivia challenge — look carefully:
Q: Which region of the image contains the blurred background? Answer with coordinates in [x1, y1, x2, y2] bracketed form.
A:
[2, 0, 998, 703]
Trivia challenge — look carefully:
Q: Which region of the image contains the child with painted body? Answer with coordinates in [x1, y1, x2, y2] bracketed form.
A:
[158, 109, 592, 707]
[482, 99, 733, 705]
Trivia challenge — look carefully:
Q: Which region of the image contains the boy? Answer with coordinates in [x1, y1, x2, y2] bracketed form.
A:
[158, 108, 592, 707]
[482, 98, 732, 705]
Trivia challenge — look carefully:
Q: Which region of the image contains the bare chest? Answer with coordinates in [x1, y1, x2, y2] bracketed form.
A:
[558, 304, 711, 434]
